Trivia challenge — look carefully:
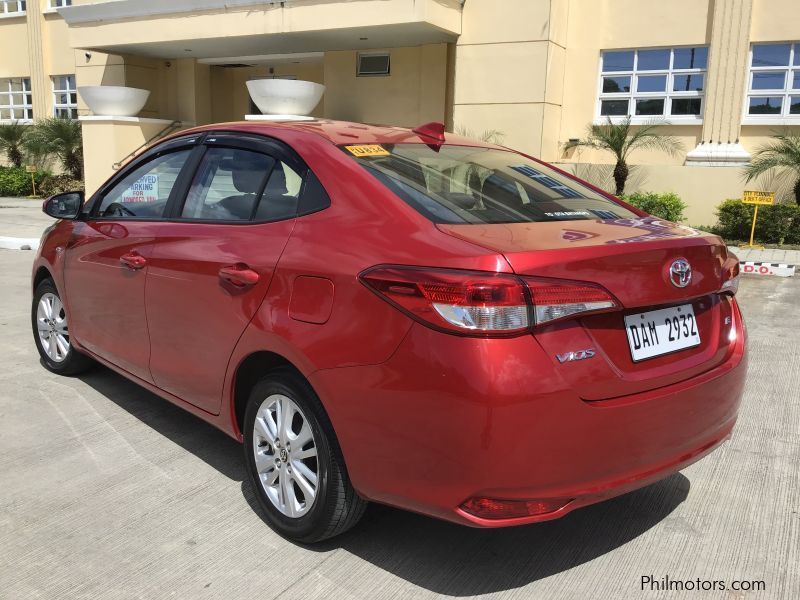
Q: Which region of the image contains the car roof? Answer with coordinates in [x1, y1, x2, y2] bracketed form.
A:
[173, 119, 498, 149]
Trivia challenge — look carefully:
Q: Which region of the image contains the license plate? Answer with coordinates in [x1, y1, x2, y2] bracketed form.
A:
[624, 304, 701, 362]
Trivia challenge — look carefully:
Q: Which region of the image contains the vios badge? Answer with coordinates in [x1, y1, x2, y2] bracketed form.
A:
[556, 349, 596, 364]
[669, 259, 692, 288]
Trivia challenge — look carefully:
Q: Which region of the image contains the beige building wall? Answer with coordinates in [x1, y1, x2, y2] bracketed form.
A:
[452, 0, 568, 158]
[0, 19, 29, 78]
[323, 44, 448, 127]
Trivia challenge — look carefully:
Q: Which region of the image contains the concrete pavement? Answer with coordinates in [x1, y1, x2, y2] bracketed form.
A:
[0, 197, 52, 250]
[1, 249, 798, 599]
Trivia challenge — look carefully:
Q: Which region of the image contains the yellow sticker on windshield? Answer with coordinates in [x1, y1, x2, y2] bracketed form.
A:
[345, 144, 391, 157]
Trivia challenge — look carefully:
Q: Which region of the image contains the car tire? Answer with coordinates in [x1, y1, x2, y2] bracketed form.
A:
[32, 279, 94, 376]
[243, 367, 367, 543]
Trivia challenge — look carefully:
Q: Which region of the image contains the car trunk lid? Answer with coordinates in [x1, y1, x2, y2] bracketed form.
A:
[437, 218, 738, 400]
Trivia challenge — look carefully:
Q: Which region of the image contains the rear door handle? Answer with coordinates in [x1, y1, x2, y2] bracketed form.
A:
[219, 264, 260, 287]
[120, 252, 147, 270]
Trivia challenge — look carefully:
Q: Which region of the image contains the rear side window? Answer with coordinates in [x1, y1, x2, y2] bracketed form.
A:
[182, 148, 275, 221]
[342, 144, 638, 224]
[96, 150, 191, 219]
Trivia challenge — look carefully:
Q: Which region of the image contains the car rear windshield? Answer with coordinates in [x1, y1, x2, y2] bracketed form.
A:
[342, 143, 638, 224]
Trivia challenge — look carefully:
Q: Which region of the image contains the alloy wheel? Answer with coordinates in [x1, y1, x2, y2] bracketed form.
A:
[252, 394, 319, 518]
[36, 293, 70, 363]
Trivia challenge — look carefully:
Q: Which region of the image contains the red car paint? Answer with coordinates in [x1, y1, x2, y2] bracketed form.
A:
[33, 119, 746, 527]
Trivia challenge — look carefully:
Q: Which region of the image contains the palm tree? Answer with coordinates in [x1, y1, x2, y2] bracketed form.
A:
[25, 118, 83, 180]
[743, 132, 800, 205]
[566, 117, 683, 196]
[0, 121, 29, 168]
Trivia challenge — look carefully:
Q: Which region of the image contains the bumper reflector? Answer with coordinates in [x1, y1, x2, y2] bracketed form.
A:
[460, 496, 572, 520]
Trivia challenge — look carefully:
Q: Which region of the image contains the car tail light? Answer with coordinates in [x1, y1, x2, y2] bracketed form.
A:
[359, 266, 530, 335]
[460, 496, 572, 520]
[720, 260, 740, 295]
[524, 278, 618, 326]
[359, 266, 619, 335]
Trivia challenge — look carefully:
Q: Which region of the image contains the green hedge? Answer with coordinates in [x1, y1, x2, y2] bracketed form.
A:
[0, 166, 48, 197]
[620, 191, 687, 222]
[714, 199, 800, 245]
[38, 174, 85, 197]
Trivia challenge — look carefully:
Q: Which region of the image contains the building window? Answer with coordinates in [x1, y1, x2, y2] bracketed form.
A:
[357, 53, 391, 77]
[0, 1, 26, 16]
[597, 47, 708, 122]
[0, 78, 33, 121]
[49, 0, 72, 7]
[746, 43, 800, 120]
[52, 75, 78, 119]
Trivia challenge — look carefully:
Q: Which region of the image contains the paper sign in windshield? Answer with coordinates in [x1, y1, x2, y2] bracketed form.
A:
[345, 145, 391, 158]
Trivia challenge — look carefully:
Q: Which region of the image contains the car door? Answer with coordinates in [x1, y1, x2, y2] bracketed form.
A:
[63, 139, 200, 382]
[145, 134, 304, 413]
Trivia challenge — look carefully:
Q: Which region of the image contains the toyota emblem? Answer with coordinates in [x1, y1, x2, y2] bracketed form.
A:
[669, 259, 692, 288]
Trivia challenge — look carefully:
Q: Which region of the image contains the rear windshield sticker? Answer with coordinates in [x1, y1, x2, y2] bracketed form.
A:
[345, 144, 391, 158]
[510, 165, 584, 199]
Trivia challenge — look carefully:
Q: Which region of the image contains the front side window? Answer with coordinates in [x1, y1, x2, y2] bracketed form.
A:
[598, 47, 707, 120]
[49, 0, 72, 8]
[344, 144, 638, 224]
[0, 1, 25, 16]
[96, 150, 192, 219]
[0, 78, 32, 121]
[746, 43, 800, 118]
[52, 75, 77, 119]
[181, 147, 301, 222]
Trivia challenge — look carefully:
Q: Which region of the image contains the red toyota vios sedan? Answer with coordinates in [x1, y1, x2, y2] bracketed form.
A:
[32, 120, 747, 542]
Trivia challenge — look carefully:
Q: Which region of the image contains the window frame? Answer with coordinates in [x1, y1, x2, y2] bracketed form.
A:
[89, 145, 200, 221]
[52, 74, 78, 119]
[595, 46, 707, 125]
[0, 1, 25, 18]
[0, 77, 33, 122]
[86, 131, 330, 225]
[743, 42, 800, 125]
[357, 53, 391, 77]
[48, 0, 72, 8]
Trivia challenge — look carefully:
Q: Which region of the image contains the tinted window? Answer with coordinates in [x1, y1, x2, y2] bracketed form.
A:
[182, 147, 274, 221]
[637, 49, 670, 71]
[344, 144, 638, 225]
[602, 51, 634, 72]
[752, 44, 791, 67]
[253, 161, 303, 221]
[97, 150, 191, 219]
[673, 47, 708, 70]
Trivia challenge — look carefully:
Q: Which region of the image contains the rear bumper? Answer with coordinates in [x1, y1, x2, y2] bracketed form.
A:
[309, 300, 747, 527]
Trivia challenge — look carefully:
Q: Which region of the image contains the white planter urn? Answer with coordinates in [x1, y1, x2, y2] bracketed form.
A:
[246, 79, 325, 117]
[78, 86, 151, 117]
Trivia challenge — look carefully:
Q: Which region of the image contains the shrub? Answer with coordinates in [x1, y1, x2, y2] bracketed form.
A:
[38, 174, 85, 197]
[714, 199, 800, 245]
[621, 191, 687, 222]
[714, 199, 753, 241]
[0, 166, 48, 197]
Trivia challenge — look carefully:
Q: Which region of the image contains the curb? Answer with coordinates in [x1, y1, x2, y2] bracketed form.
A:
[0, 236, 40, 251]
[741, 261, 796, 278]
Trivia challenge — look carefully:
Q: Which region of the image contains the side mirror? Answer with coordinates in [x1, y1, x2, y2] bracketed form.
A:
[43, 192, 84, 220]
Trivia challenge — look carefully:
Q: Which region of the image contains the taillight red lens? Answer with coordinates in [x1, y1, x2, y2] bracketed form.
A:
[360, 266, 530, 335]
[360, 266, 620, 335]
[460, 496, 572, 520]
[525, 277, 618, 325]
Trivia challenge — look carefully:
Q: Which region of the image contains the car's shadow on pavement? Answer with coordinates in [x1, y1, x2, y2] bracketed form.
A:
[80, 365, 690, 597]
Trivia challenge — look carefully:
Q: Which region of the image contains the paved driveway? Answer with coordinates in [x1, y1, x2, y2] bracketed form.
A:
[0, 249, 797, 599]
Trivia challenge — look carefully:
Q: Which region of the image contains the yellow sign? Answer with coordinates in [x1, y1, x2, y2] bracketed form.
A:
[345, 144, 391, 158]
[25, 165, 37, 174]
[742, 190, 775, 205]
